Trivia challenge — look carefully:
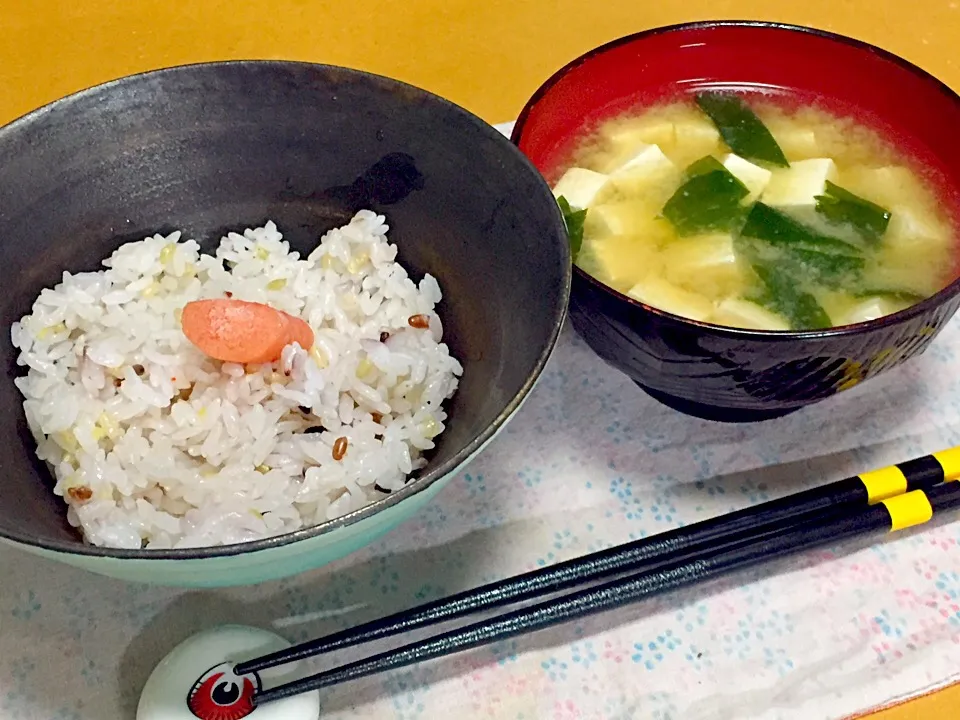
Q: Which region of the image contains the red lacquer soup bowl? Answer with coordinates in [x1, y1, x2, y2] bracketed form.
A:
[512, 21, 960, 422]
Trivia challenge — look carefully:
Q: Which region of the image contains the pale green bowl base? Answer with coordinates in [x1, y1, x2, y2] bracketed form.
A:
[2, 476, 452, 587]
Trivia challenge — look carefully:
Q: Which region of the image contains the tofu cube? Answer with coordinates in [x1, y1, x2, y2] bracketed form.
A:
[761, 158, 838, 208]
[779, 129, 819, 158]
[886, 205, 951, 248]
[662, 234, 745, 299]
[626, 276, 714, 322]
[722, 154, 773, 203]
[610, 143, 674, 177]
[607, 144, 678, 201]
[606, 118, 676, 151]
[864, 247, 943, 297]
[670, 119, 722, 165]
[552, 167, 609, 209]
[711, 298, 790, 331]
[585, 232, 665, 293]
[584, 202, 638, 237]
[842, 166, 922, 209]
[765, 122, 820, 159]
[675, 118, 721, 146]
[834, 296, 909, 327]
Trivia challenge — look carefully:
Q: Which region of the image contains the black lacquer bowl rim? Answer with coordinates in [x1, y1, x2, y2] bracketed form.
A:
[510, 20, 960, 341]
[0, 60, 572, 559]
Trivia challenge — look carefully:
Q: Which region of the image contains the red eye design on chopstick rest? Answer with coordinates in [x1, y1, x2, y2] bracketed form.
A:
[187, 662, 261, 720]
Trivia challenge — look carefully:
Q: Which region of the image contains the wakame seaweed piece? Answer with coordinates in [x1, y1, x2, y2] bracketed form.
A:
[815, 180, 892, 243]
[740, 202, 865, 279]
[695, 92, 790, 167]
[855, 288, 927, 304]
[661, 157, 750, 236]
[684, 155, 727, 178]
[735, 237, 832, 329]
[740, 203, 863, 257]
[789, 249, 864, 282]
[557, 195, 587, 258]
[751, 263, 832, 330]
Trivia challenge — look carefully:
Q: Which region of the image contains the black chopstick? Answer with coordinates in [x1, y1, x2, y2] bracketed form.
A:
[236, 446, 960, 676]
[254, 482, 960, 705]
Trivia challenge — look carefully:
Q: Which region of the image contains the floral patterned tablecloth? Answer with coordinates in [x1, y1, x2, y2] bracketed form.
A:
[4, 123, 960, 720]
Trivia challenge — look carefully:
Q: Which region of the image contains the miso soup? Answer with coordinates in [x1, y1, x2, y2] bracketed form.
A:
[552, 93, 958, 331]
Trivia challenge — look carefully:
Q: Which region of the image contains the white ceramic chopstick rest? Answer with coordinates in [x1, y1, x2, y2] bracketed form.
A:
[137, 624, 319, 720]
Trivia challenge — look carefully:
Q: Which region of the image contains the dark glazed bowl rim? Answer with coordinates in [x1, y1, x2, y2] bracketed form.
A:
[510, 20, 960, 342]
[0, 60, 572, 560]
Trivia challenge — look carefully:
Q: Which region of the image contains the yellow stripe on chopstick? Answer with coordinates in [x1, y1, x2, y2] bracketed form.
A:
[859, 466, 907, 504]
[853, 446, 960, 505]
[933, 447, 960, 480]
[882, 491, 934, 531]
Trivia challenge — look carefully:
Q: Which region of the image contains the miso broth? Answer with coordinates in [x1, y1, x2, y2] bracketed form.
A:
[552, 94, 957, 331]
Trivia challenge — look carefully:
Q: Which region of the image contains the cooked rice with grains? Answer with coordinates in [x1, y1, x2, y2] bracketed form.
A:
[11, 210, 462, 549]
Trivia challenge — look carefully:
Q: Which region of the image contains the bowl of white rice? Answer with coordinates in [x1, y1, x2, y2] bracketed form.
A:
[0, 61, 570, 586]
